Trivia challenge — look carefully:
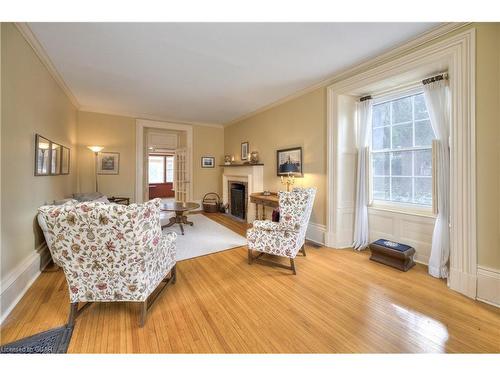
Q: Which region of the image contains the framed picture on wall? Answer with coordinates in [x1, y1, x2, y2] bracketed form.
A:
[50, 143, 62, 175]
[35, 134, 51, 176]
[277, 147, 303, 177]
[241, 141, 249, 160]
[201, 156, 215, 168]
[97, 152, 120, 174]
[61, 147, 70, 174]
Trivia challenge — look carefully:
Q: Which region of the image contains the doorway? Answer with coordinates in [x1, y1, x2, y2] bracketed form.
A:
[136, 119, 193, 204]
[148, 154, 175, 199]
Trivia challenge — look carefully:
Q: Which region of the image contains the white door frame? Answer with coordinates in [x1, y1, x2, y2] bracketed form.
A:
[326, 28, 477, 298]
[135, 119, 193, 203]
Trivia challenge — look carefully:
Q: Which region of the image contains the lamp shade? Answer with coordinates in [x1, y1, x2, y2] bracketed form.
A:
[87, 146, 104, 153]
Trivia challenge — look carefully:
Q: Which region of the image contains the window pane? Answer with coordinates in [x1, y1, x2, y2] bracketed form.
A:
[148, 156, 165, 183]
[392, 96, 412, 123]
[166, 156, 174, 183]
[372, 103, 390, 128]
[392, 123, 413, 148]
[414, 93, 429, 120]
[391, 151, 412, 176]
[391, 177, 412, 202]
[414, 177, 432, 206]
[415, 119, 435, 147]
[372, 127, 390, 150]
[414, 149, 432, 176]
[373, 177, 390, 201]
[372, 152, 390, 176]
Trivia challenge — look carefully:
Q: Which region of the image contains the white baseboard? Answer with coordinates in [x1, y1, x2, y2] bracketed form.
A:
[477, 266, 500, 308]
[0, 244, 50, 324]
[306, 222, 326, 245]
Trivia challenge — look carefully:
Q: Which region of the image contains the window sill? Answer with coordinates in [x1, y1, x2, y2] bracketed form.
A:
[368, 203, 436, 219]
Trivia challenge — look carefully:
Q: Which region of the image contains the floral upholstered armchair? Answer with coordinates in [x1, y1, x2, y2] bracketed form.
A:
[38, 198, 177, 327]
[247, 187, 316, 274]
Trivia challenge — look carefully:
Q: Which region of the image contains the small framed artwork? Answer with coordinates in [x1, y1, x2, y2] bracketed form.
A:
[201, 156, 215, 168]
[61, 147, 70, 174]
[50, 142, 62, 175]
[97, 152, 120, 174]
[277, 147, 303, 177]
[35, 134, 51, 176]
[241, 141, 249, 160]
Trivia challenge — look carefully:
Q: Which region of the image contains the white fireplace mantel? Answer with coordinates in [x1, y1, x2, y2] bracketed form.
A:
[222, 165, 263, 223]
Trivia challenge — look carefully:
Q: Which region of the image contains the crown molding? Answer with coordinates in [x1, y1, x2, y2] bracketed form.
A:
[224, 22, 471, 127]
[14, 22, 80, 108]
[78, 106, 224, 129]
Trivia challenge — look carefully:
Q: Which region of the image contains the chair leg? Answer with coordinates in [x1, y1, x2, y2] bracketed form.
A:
[290, 258, 297, 275]
[139, 301, 148, 327]
[67, 302, 78, 327]
[248, 248, 253, 265]
[300, 244, 307, 256]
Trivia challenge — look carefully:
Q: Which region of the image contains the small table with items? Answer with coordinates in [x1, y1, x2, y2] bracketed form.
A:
[161, 201, 200, 235]
[250, 192, 279, 220]
[108, 196, 130, 205]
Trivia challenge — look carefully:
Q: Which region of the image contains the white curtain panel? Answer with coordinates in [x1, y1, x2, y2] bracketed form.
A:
[352, 99, 373, 250]
[424, 80, 450, 278]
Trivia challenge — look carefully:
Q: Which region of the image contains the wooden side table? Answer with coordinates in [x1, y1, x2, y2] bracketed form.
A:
[108, 196, 130, 205]
[249, 192, 279, 220]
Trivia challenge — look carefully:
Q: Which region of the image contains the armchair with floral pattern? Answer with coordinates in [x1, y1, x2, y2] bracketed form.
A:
[38, 198, 177, 327]
[246, 187, 316, 274]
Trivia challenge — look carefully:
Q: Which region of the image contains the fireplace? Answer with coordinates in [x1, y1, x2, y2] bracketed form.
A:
[229, 182, 247, 220]
[222, 165, 263, 223]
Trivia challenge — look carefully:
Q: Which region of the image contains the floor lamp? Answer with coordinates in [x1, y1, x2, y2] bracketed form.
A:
[87, 146, 104, 192]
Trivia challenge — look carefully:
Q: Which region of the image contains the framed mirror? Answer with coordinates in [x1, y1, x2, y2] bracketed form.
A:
[51, 143, 62, 175]
[35, 134, 51, 176]
[61, 146, 70, 175]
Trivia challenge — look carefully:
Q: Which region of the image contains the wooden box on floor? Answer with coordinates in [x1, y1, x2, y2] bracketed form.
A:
[368, 239, 415, 271]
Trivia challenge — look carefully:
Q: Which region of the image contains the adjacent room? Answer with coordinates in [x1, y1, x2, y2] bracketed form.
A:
[1, 20, 499, 356]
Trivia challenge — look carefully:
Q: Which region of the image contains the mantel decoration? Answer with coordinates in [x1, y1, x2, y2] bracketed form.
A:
[276, 147, 303, 177]
[241, 141, 249, 161]
[250, 151, 259, 164]
[224, 155, 232, 165]
[35, 134, 70, 176]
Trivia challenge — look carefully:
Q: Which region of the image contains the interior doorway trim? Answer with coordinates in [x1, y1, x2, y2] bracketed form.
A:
[326, 28, 476, 298]
[135, 119, 193, 203]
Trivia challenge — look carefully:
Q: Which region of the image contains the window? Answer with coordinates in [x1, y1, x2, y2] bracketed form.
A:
[370, 90, 435, 207]
[148, 155, 174, 184]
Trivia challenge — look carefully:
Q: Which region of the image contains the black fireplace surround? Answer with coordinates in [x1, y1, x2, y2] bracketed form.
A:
[230, 182, 246, 220]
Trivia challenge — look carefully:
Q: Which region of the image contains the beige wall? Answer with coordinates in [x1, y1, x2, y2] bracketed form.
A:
[1, 23, 78, 276]
[224, 88, 326, 226]
[77, 111, 136, 199]
[475, 23, 500, 268]
[77, 111, 225, 202]
[225, 23, 500, 270]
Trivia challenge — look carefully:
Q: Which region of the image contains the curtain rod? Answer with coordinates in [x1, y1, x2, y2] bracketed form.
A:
[359, 71, 449, 101]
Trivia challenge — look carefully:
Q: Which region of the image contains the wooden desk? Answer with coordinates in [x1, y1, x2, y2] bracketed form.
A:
[250, 192, 279, 220]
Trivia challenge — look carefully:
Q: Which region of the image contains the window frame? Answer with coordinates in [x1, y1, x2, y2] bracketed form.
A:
[368, 86, 436, 216]
[148, 154, 174, 184]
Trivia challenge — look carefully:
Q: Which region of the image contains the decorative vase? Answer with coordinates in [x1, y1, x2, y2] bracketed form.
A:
[250, 151, 259, 164]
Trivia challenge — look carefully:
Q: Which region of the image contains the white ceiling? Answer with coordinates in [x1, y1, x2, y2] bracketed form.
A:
[28, 22, 439, 125]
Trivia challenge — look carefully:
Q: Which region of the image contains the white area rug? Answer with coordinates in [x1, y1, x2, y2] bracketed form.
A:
[161, 213, 247, 261]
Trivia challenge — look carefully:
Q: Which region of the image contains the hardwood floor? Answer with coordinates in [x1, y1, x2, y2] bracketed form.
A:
[1, 212, 499, 353]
